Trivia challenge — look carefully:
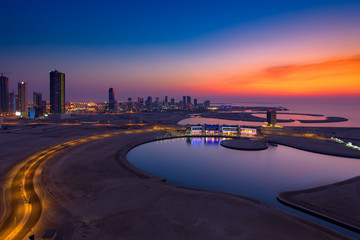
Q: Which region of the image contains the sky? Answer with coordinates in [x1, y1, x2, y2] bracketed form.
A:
[1, 0, 360, 102]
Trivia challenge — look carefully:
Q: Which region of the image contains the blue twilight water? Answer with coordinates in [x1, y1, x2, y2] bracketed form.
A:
[127, 137, 360, 238]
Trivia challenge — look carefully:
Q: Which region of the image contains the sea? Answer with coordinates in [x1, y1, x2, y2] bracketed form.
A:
[207, 97, 360, 127]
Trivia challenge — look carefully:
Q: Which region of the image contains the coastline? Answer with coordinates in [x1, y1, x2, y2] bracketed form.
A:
[40, 130, 353, 239]
[278, 176, 360, 233]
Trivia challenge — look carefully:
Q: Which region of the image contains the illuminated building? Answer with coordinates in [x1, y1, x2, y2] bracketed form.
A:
[9, 91, 18, 112]
[0, 75, 9, 112]
[204, 100, 210, 107]
[50, 70, 65, 114]
[240, 127, 257, 135]
[204, 124, 220, 134]
[190, 125, 203, 134]
[267, 109, 276, 126]
[18, 81, 28, 116]
[222, 125, 238, 134]
[108, 88, 115, 111]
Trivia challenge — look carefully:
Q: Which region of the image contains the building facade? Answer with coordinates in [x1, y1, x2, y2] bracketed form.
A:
[0, 75, 9, 113]
[266, 109, 276, 126]
[9, 91, 18, 112]
[50, 70, 65, 114]
[108, 88, 115, 111]
[33, 92, 44, 117]
[18, 82, 28, 116]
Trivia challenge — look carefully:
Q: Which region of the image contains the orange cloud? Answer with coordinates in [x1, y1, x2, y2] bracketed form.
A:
[193, 54, 360, 96]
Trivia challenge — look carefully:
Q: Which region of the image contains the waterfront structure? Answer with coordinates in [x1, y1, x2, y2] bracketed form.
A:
[240, 127, 257, 135]
[222, 125, 238, 134]
[108, 88, 115, 111]
[187, 124, 258, 136]
[267, 109, 276, 126]
[18, 82, 27, 116]
[204, 124, 220, 134]
[50, 70, 65, 114]
[0, 75, 9, 112]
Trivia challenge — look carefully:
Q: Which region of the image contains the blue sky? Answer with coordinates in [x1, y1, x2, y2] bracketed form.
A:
[1, 0, 360, 102]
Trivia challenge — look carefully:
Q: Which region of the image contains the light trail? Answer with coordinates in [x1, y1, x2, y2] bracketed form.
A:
[0, 127, 159, 240]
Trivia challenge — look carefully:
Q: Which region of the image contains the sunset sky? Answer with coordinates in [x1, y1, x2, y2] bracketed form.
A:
[1, 0, 360, 102]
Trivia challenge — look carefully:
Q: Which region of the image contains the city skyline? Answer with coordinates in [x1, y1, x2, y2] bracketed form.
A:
[0, 1, 359, 102]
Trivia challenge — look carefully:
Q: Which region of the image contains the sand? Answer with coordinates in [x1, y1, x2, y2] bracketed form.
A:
[278, 176, 360, 233]
[37, 130, 351, 239]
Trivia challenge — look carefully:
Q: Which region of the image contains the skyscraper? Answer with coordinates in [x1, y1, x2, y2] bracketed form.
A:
[267, 109, 276, 126]
[50, 70, 65, 114]
[9, 91, 18, 112]
[204, 100, 210, 107]
[109, 88, 115, 111]
[194, 99, 198, 107]
[186, 96, 191, 106]
[0, 75, 9, 113]
[18, 82, 27, 116]
[164, 96, 168, 104]
[33, 92, 43, 117]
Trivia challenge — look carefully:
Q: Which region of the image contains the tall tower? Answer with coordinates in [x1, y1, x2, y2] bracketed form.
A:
[50, 70, 65, 114]
[108, 88, 115, 111]
[18, 82, 27, 116]
[266, 109, 276, 126]
[33, 92, 43, 117]
[0, 75, 9, 112]
[186, 96, 191, 106]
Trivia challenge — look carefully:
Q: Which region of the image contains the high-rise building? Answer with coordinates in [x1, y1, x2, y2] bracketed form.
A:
[194, 99, 198, 107]
[33, 92, 43, 117]
[0, 75, 9, 112]
[50, 70, 65, 114]
[18, 82, 28, 116]
[9, 91, 18, 112]
[186, 96, 191, 106]
[170, 98, 175, 105]
[204, 100, 210, 107]
[108, 88, 115, 111]
[33, 92, 42, 106]
[164, 96, 168, 104]
[267, 109, 276, 126]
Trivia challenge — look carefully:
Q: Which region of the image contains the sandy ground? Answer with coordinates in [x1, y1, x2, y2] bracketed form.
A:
[266, 135, 360, 158]
[1, 120, 359, 239]
[37, 130, 351, 240]
[278, 176, 360, 232]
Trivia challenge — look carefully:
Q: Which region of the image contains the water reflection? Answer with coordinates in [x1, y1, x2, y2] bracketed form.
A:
[127, 137, 360, 238]
[186, 137, 231, 147]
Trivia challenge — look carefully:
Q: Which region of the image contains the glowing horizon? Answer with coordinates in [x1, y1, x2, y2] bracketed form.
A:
[1, 1, 360, 102]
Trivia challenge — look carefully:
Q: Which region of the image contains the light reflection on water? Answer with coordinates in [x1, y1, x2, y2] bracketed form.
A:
[127, 137, 360, 238]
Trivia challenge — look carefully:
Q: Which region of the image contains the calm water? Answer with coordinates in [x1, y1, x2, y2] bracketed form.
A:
[201, 99, 360, 127]
[127, 137, 360, 238]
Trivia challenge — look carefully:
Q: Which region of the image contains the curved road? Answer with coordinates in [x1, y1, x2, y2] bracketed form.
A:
[0, 128, 158, 240]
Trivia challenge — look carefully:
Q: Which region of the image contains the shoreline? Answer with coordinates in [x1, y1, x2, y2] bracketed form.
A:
[115, 133, 351, 239]
[278, 176, 360, 233]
